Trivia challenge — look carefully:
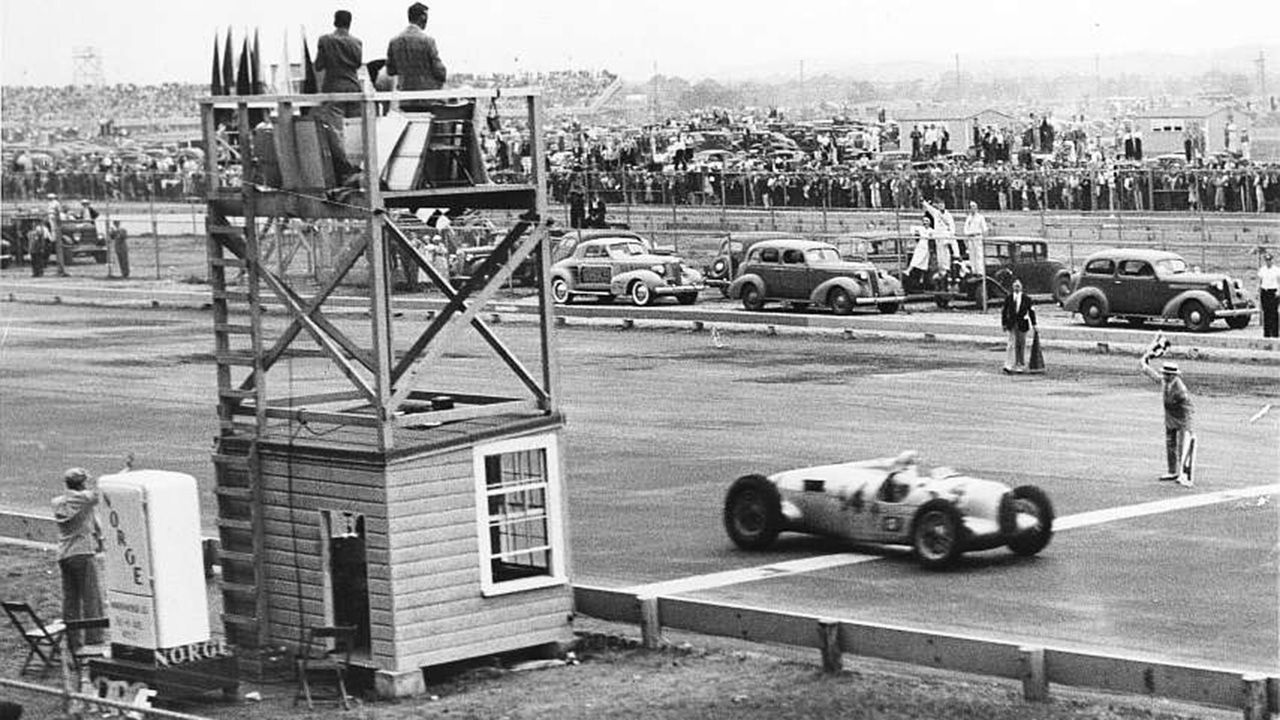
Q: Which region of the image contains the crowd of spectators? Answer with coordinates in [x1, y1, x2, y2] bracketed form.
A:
[3, 78, 1277, 214]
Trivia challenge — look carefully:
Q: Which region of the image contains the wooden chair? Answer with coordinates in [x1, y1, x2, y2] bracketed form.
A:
[294, 625, 356, 710]
[2, 600, 65, 676]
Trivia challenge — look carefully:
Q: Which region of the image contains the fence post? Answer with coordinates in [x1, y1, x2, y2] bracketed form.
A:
[818, 619, 843, 674]
[1020, 646, 1049, 702]
[637, 595, 662, 650]
[1242, 674, 1268, 720]
[149, 174, 160, 280]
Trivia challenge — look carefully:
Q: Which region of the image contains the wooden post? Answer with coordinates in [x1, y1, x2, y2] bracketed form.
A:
[1241, 674, 1268, 720]
[1020, 646, 1049, 702]
[361, 89, 393, 450]
[637, 595, 661, 650]
[818, 619, 842, 674]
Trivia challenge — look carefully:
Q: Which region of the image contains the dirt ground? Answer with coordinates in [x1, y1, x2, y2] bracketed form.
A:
[0, 545, 1234, 720]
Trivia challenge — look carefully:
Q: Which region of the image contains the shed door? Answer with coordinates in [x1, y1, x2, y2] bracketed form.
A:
[323, 511, 371, 653]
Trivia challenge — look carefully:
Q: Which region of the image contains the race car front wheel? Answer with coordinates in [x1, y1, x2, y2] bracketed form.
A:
[911, 500, 963, 570]
[1002, 485, 1054, 557]
[723, 474, 782, 551]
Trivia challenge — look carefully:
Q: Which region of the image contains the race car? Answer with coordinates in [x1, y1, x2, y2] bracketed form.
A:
[722, 452, 1053, 569]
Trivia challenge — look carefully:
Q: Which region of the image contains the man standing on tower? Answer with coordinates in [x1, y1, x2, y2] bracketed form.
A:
[315, 10, 364, 118]
[386, 2, 447, 111]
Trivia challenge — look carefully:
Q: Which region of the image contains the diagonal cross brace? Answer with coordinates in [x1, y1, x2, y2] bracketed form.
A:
[387, 215, 548, 410]
[382, 218, 548, 405]
[217, 231, 378, 405]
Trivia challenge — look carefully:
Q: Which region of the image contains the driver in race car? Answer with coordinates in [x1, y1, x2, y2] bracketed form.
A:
[882, 450, 919, 502]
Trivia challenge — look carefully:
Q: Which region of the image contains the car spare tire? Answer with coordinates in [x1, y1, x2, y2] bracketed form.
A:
[723, 474, 782, 551]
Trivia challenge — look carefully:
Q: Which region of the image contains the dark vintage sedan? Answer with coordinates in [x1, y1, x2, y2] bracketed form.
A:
[979, 237, 1074, 302]
[704, 231, 808, 293]
[1061, 248, 1256, 331]
[727, 238, 904, 314]
[549, 236, 704, 306]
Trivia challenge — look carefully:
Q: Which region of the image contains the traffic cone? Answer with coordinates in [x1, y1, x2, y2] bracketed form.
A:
[1028, 329, 1045, 373]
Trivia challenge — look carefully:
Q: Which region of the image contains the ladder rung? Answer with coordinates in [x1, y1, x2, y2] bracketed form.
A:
[216, 487, 253, 500]
[215, 351, 257, 367]
[209, 225, 245, 237]
[221, 582, 258, 596]
[220, 613, 259, 626]
[218, 518, 254, 531]
[215, 323, 255, 335]
[213, 290, 251, 303]
[218, 550, 257, 564]
[212, 452, 251, 468]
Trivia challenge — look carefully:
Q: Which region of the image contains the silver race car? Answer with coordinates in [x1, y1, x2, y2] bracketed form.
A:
[723, 452, 1054, 569]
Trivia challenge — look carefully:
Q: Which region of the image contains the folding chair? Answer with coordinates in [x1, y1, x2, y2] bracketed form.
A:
[61, 617, 110, 693]
[294, 625, 356, 710]
[2, 601, 65, 676]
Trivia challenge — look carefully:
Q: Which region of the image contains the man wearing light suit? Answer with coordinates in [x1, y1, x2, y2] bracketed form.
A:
[1000, 279, 1036, 374]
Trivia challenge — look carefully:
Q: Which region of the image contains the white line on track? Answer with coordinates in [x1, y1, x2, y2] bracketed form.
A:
[624, 483, 1280, 597]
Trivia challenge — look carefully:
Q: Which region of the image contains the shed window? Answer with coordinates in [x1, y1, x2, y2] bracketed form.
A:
[474, 434, 566, 596]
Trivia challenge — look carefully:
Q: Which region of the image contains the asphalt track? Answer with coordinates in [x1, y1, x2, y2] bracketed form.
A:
[0, 299, 1276, 675]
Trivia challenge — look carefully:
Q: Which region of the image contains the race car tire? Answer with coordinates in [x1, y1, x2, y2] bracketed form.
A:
[629, 281, 654, 307]
[741, 284, 765, 311]
[1180, 300, 1212, 332]
[1225, 314, 1251, 330]
[829, 288, 854, 316]
[1079, 297, 1107, 327]
[723, 474, 782, 551]
[911, 500, 964, 570]
[550, 277, 573, 305]
[1001, 485, 1055, 557]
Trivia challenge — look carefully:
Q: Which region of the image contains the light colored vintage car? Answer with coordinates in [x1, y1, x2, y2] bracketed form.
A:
[549, 236, 704, 306]
[723, 452, 1054, 569]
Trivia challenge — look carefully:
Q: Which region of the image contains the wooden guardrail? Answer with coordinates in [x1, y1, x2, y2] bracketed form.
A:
[0, 511, 59, 545]
[573, 585, 1279, 719]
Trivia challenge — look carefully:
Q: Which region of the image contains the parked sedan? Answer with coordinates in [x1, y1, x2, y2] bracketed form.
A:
[727, 238, 904, 314]
[1061, 248, 1255, 331]
[549, 237, 704, 306]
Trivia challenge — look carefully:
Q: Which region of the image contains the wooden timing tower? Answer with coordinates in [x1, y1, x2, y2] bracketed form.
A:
[198, 88, 573, 697]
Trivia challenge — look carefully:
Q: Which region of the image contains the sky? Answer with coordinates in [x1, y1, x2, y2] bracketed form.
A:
[1, 0, 1277, 87]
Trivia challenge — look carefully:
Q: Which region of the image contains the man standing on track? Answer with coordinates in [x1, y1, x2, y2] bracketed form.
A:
[1139, 340, 1195, 487]
[1257, 252, 1279, 338]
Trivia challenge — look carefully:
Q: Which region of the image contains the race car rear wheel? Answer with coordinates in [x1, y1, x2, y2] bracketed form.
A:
[723, 474, 782, 551]
[911, 500, 963, 570]
[1001, 485, 1054, 557]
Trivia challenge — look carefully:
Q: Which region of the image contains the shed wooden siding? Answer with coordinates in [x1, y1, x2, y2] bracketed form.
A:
[382, 429, 573, 670]
[253, 450, 398, 666]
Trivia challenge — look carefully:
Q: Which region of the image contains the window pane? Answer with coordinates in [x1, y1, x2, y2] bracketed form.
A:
[482, 447, 553, 584]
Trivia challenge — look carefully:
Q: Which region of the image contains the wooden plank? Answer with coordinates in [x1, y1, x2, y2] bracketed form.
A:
[658, 596, 823, 651]
[0, 511, 57, 544]
[1044, 649, 1245, 710]
[394, 593, 572, 640]
[386, 534, 478, 567]
[293, 119, 334, 189]
[840, 621, 1025, 679]
[382, 118, 433, 191]
[383, 551, 479, 582]
[396, 609, 571, 659]
[384, 492, 476, 523]
[403, 624, 572, 670]
[572, 585, 639, 624]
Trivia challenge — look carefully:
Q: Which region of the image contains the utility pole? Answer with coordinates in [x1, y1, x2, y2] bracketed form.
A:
[955, 53, 961, 100]
[1255, 51, 1267, 96]
[799, 59, 805, 118]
